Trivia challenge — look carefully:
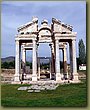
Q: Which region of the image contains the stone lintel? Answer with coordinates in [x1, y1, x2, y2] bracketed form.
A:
[15, 34, 37, 38]
[55, 32, 77, 35]
[55, 37, 76, 41]
[55, 34, 76, 39]
[15, 37, 35, 41]
[24, 47, 33, 50]
[38, 40, 52, 43]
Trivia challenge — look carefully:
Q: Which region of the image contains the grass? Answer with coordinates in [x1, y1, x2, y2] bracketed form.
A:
[1, 79, 87, 107]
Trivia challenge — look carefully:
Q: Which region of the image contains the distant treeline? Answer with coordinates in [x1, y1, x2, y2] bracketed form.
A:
[1, 61, 15, 69]
[1, 59, 84, 70]
[1, 61, 64, 69]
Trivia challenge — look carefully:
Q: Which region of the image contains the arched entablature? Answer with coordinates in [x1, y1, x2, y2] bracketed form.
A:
[38, 27, 52, 38]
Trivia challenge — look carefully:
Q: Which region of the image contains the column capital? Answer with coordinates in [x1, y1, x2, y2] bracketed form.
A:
[15, 40, 19, 44]
[32, 37, 37, 41]
[36, 42, 39, 46]
[63, 45, 67, 50]
[72, 39, 76, 42]
[55, 38, 59, 41]
[22, 43, 25, 45]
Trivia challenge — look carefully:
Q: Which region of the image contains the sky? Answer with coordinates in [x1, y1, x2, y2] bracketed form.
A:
[1, 1, 86, 62]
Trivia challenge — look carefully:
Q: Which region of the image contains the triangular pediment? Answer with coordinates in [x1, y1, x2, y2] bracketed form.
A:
[18, 17, 38, 34]
[52, 18, 73, 33]
[17, 17, 74, 38]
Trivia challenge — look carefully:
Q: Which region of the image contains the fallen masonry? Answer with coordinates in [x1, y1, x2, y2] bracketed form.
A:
[17, 83, 59, 92]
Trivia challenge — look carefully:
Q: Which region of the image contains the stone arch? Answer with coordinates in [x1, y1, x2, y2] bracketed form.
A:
[39, 27, 52, 33]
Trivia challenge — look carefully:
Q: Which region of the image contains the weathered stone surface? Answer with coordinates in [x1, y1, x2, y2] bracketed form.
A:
[27, 86, 32, 89]
[34, 90, 40, 92]
[27, 90, 34, 92]
[17, 83, 59, 92]
[18, 87, 28, 90]
[40, 87, 45, 90]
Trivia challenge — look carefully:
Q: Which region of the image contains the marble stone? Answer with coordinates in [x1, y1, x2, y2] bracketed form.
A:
[18, 87, 28, 90]
[34, 90, 40, 92]
[27, 90, 34, 92]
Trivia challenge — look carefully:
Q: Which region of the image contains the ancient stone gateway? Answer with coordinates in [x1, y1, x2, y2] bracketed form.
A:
[13, 17, 80, 84]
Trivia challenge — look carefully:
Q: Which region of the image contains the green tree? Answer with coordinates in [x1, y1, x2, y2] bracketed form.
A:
[78, 39, 86, 64]
[1, 62, 9, 69]
[9, 61, 15, 69]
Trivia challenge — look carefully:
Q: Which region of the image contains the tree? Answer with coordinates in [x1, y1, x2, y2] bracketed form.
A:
[78, 39, 86, 64]
[1, 62, 9, 69]
[1, 61, 15, 69]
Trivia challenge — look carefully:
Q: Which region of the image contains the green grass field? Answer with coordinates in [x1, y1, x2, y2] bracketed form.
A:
[1, 79, 87, 107]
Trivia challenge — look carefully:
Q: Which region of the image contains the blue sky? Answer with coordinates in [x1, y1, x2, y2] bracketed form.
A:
[1, 1, 86, 61]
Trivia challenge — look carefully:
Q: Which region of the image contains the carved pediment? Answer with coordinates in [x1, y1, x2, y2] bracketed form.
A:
[16, 17, 75, 41]
[18, 17, 38, 34]
[52, 18, 73, 33]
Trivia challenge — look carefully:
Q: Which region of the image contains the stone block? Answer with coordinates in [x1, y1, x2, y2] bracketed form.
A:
[27, 90, 34, 92]
[34, 90, 40, 92]
[18, 87, 28, 90]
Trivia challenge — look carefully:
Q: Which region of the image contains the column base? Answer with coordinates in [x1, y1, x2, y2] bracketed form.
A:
[32, 74, 37, 81]
[73, 73, 80, 82]
[63, 73, 68, 80]
[22, 73, 26, 80]
[14, 74, 20, 82]
[51, 73, 55, 80]
[56, 73, 62, 81]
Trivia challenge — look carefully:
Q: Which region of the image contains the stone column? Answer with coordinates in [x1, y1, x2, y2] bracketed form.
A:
[32, 39, 37, 81]
[72, 39, 79, 81]
[49, 58, 52, 79]
[22, 44, 26, 80]
[14, 40, 20, 82]
[22, 47, 26, 63]
[50, 43, 55, 80]
[38, 58, 40, 79]
[55, 39, 61, 81]
[63, 45, 68, 79]
[69, 42, 73, 79]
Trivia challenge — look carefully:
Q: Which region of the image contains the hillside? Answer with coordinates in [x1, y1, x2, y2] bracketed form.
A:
[1, 56, 15, 63]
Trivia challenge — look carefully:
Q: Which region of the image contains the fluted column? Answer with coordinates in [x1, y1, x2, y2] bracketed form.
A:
[72, 39, 79, 81]
[38, 58, 40, 79]
[63, 45, 68, 79]
[49, 58, 52, 79]
[49, 43, 55, 79]
[55, 39, 61, 81]
[22, 44, 26, 80]
[69, 42, 73, 79]
[32, 39, 37, 81]
[14, 40, 21, 81]
[22, 47, 26, 64]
